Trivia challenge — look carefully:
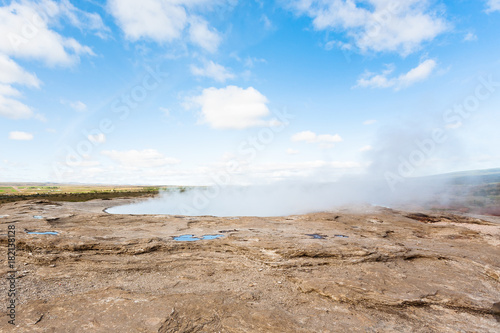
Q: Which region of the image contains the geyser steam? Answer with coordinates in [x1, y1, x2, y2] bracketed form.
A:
[106, 176, 453, 217]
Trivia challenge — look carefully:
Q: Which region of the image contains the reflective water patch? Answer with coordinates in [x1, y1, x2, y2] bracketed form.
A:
[173, 235, 201, 242]
[33, 216, 43, 219]
[306, 234, 327, 239]
[26, 231, 59, 235]
[202, 234, 224, 240]
[173, 234, 224, 241]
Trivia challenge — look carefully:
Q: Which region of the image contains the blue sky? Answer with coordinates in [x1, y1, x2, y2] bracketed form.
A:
[1, 0, 499, 185]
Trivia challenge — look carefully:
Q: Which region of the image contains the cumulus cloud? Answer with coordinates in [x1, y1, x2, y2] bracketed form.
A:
[190, 60, 235, 82]
[189, 16, 221, 53]
[108, 0, 223, 52]
[356, 59, 437, 90]
[0, 54, 40, 119]
[486, 0, 500, 12]
[0, 94, 34, 119]
[0, 54, 40, 88]
[9, 131, 34, 140]
[108, 0, 187, 42]
[291, 131, 343, 144]
[288, 0, 448, 55]
[0, 0, 98, 66]
[102, 149, 180, 168]
[0, 0, 103, 119]
[193, 86, 272, 129]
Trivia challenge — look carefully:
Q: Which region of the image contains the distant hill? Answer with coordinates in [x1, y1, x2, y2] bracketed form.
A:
[424, 168, 500, 185]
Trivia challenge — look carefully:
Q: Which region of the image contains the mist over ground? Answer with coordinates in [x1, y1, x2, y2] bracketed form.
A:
[106, 176, 455, 217]
[106, 120, 470, 217]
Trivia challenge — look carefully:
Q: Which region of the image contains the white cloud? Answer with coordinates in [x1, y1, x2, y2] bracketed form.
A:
[0, 0, 98, 66]
[9, 131, 33, 141]
[191, 60, 235, 82]
[0, 54, 40, 119]
[71, 100, 87, 111]
[486, 0, 500, 12]
[61, 99, 87, 112]
[289, 0, 448, 55]
[287, 148, 299, 155]
[88, 133, 106, 144]
[189, 16, 221, 53]
[363, 119, 377, 125]
[356, 59, 437, 90]
[261, 14, 273, 30]
[57, 0, 109, 35]
[463, 32, 477, 42]
[360, 145, 372, 152]
[291, 131, 343, 144]
[108, 0, 187, 42]
[241, 160, 362, 181]
[71, 101, 87, 111]
[325, 40, 352, 51]
[244, 57, 267, 68]
[108, 0, 223, 52]
[0, 54, 40, 87]
[0, 1, 102, 119]
[193, 86, 271, 129]
[0, 97, 32, 119]
[102, 149, 180, 168]
[0, 84, 21, 97]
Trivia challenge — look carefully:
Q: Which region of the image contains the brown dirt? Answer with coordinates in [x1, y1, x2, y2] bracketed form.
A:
[0, 199, 499, 332]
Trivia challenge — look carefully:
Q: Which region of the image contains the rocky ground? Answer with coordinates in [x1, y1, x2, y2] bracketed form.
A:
[0, 198, 499, 332]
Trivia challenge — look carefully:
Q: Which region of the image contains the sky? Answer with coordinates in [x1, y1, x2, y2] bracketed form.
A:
[0, 0, 499, 185]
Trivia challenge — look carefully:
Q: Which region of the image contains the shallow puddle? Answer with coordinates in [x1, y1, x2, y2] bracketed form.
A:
[33, 216, 43, 219]
[173, 234, 224, 242]
[202, 234, 224, 240]
[334, 234, 349, 238]
[306, 234, 327, 239]
[173, 235, 201, 241]
[26, 231, 59, 235]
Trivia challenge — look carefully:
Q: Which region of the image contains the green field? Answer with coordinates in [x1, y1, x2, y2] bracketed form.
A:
[0, 184, 179, 204]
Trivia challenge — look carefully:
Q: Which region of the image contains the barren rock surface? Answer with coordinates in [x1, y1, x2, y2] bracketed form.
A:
[1, 199, 499, 332]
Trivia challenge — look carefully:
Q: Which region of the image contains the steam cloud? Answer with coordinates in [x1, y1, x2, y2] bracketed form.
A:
[106, 176, 453, 217]
[107, 118, 472, 217]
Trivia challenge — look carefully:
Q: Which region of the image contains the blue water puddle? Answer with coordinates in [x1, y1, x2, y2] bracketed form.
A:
[334, 234, 349, 238]
[173, 235, 201, 241]
[173, 234, 224, 242]
[0, 215, 9, 218]
[26, 231, 59, 235]
[33, 216, 43, 219]
[202, 234, 224, 240]
[306, 234, 327, 239]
